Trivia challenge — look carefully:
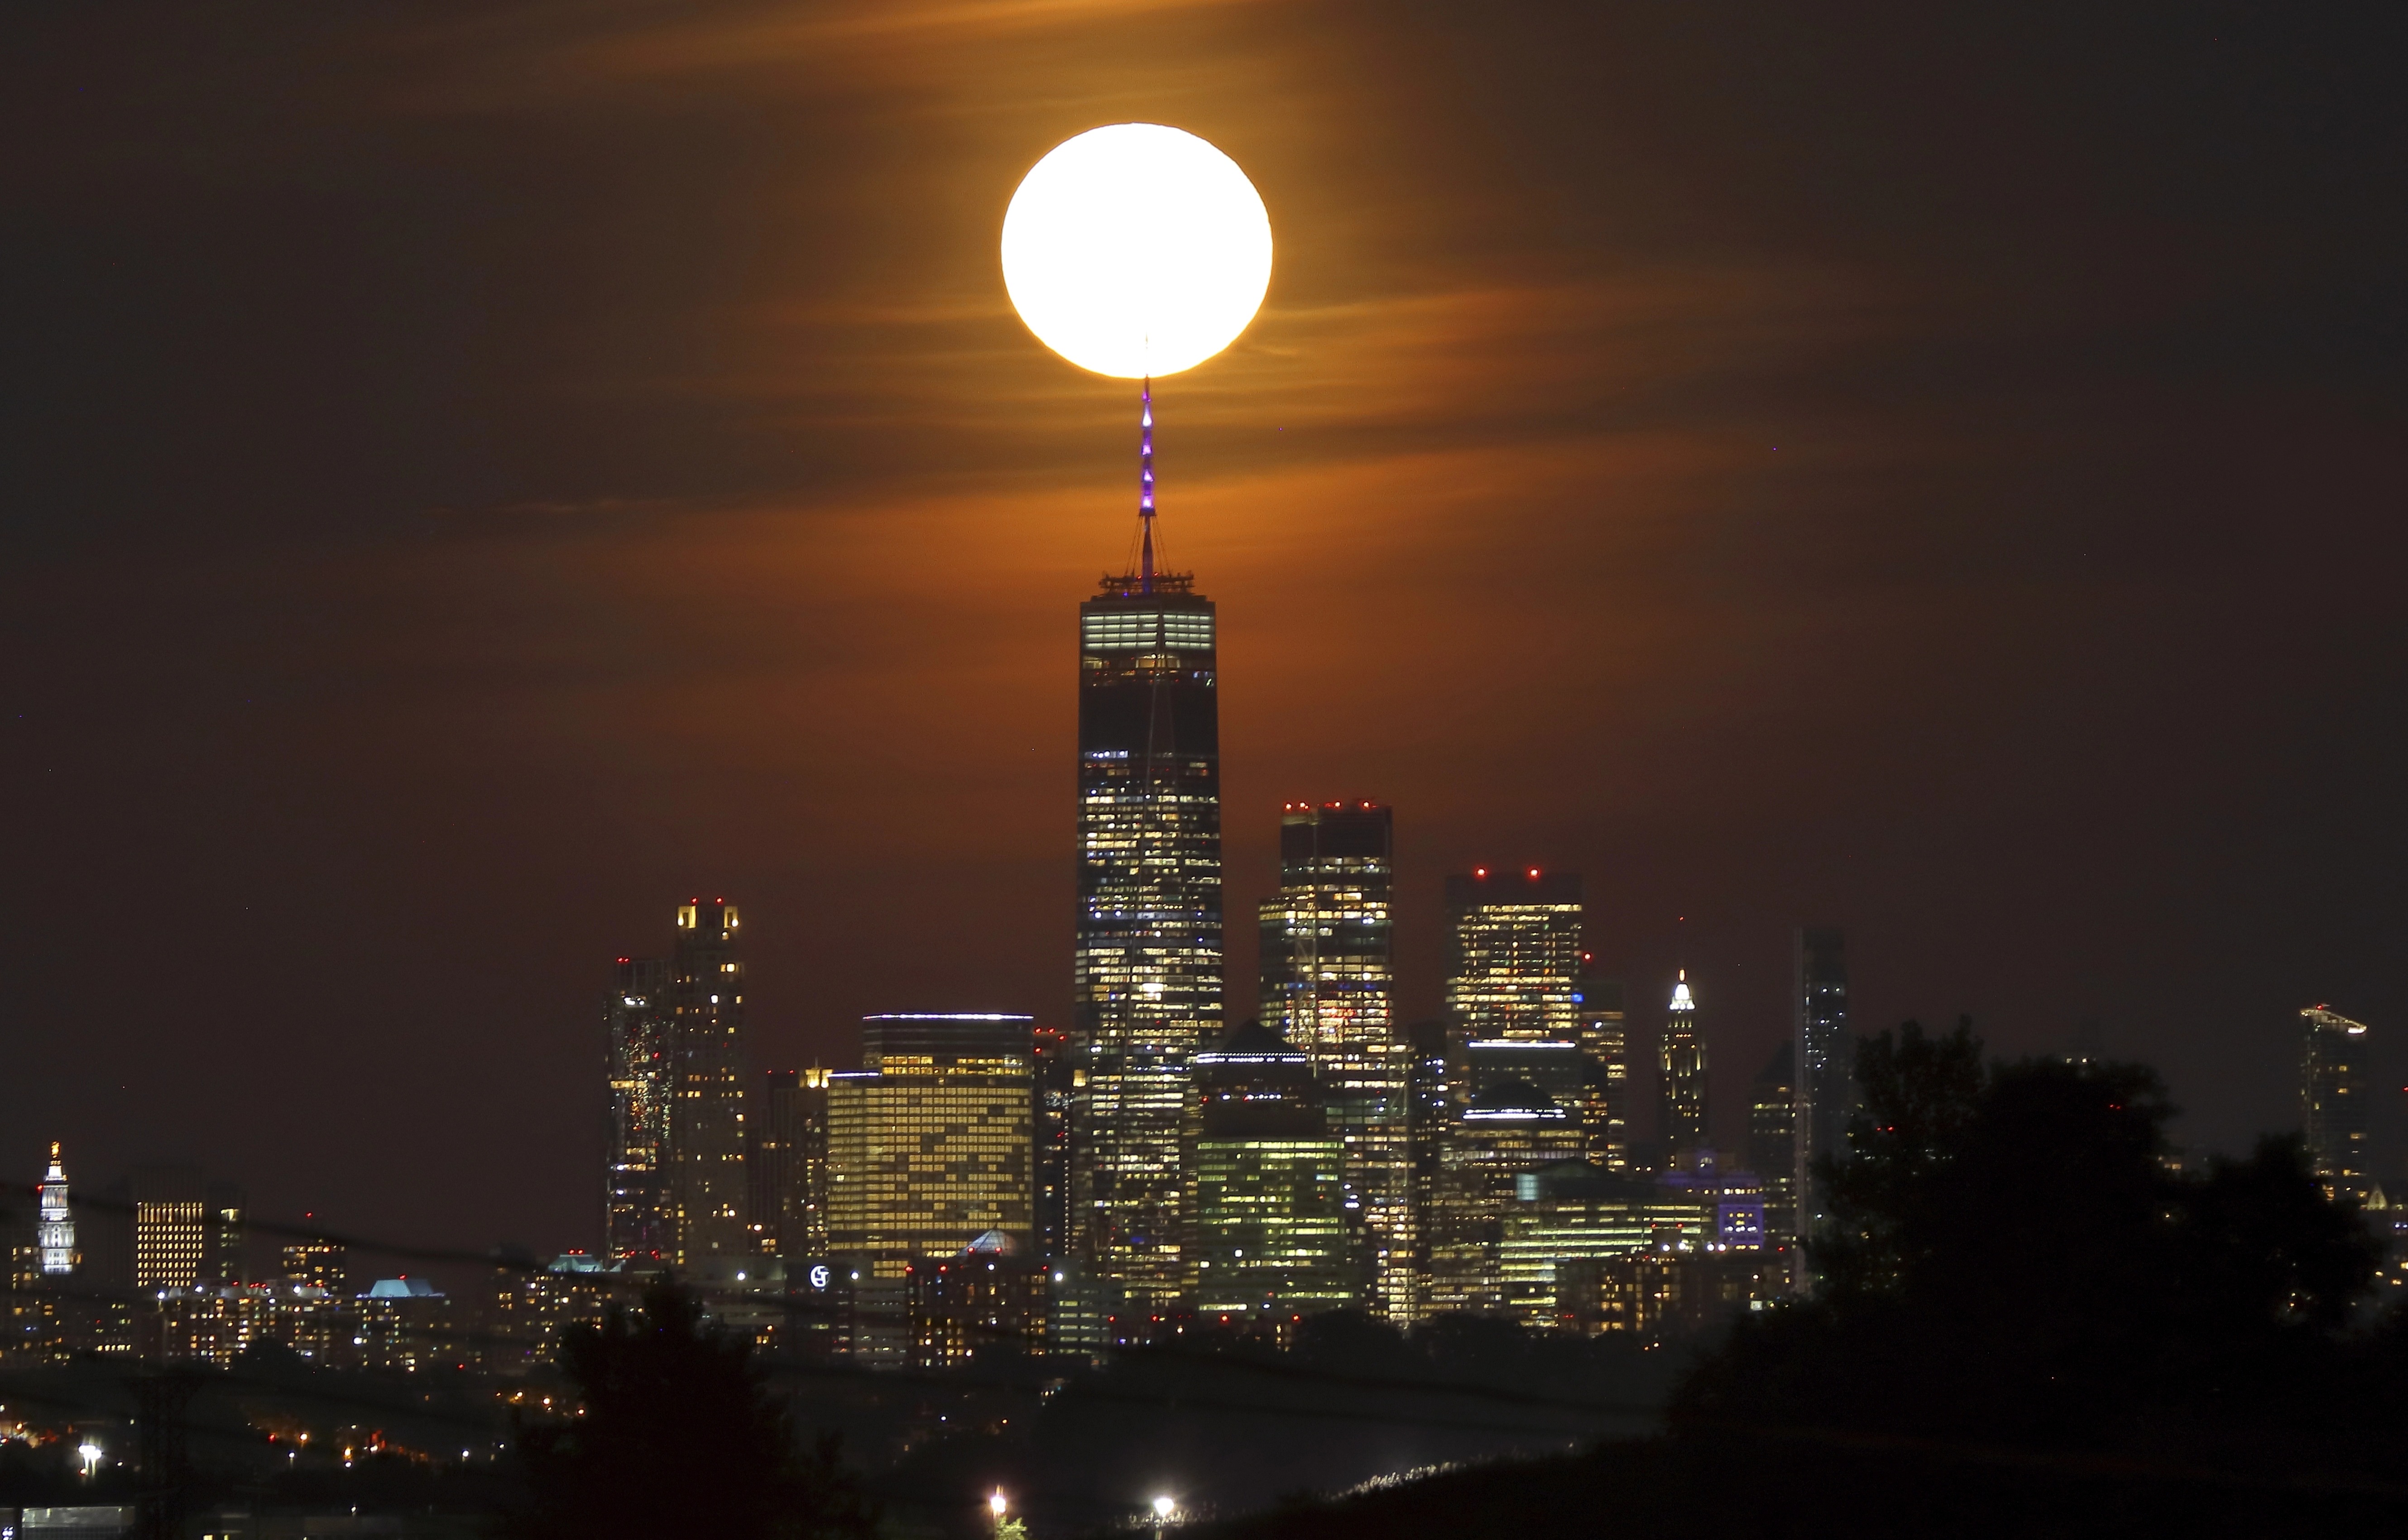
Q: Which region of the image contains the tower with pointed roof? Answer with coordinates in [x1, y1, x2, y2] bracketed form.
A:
[1072, 387, 1223, 1305]
[1660, 971, 1709, 1155]
[37, 1142, 75, 1275]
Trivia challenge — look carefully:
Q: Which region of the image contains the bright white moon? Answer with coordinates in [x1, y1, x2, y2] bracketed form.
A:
[1002, 124, 1272, 379]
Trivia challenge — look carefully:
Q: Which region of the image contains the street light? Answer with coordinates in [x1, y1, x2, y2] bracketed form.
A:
[78, 1442, 102, 1479]
[990, 1492, 1009, 1521]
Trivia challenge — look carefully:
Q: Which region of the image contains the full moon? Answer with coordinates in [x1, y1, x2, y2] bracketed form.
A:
[1001, 124, 1273, 379]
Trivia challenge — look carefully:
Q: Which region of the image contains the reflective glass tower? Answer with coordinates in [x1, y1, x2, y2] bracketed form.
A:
[1259, 802, 1410, 1320]
[1794, 927, 1851, 1227]
[1073, 452, 1223, 1305]
[1192, 1021, 1353, 1319]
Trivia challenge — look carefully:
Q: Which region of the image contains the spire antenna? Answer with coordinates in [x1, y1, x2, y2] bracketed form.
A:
[1139, 377, 1156, 594]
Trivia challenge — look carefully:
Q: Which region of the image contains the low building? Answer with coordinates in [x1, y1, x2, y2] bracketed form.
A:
[909, 1231, 1046, 1367]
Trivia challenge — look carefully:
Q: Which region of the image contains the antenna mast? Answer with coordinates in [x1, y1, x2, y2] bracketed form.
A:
[1138, 377, 1156, 593]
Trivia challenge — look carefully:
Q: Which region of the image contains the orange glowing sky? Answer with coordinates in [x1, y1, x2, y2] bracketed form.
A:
[2, 0, 2402, 1250]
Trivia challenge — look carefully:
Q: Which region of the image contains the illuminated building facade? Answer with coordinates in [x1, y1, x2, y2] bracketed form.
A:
[605, 955, 674, 1264]
[1794, 928, 1851, 1227]
[1748, 1043, 1799, 1244]
[670, 901, 751, 1265]
[37, 1143, 74, 1275]
[826, 1014, 1034, 1278]
[1442, 869, 1583, 1061]
[1257, 802, 1410, 1319]
[1574, 980, 1631, 1170]
[1659, 971, 1708, 1155]
[1495, 1160, 1719, 1328]
[1074, 566, 1222, 1304]
[1192, 1021, 1355, 1319]
[2301, 1005, 2374, 1205]
[1426, 1080, 1581, 1315]
[751, 1067, 830, 1258]
[909, 1230, 1047, 1367]
[280, 1240, 346, 1295]
[128, 1167, 241, 1292]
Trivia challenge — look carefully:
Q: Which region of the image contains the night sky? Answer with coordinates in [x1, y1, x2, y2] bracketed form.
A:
[5, 2, 2403, 1257]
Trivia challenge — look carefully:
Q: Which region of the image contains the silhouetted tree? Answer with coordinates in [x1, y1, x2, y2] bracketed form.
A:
[1678, 1019, 2385, 1463]
[515, 1286, 876, 1540]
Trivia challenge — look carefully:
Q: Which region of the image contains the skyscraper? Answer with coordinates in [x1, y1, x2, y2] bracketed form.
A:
[1659, 971, 1708, 1155]
[1794, 927, 1852, 1228]
[130, 1166, 208, 1292]
[1032, 1027, 1074, 1260]
[1074, 544, 1222, 1304]
[1191, 1021, 1354, 1319]
[751, 1068, 830, 1259]
[1749, 1044, 1798, 1245]
[826, 1014, 1035, 1277]
[37, 1143, 74, 1276]
[605, 955, 674, 1264]
[1442, 869, 1583, 1059]
[670, 901, 751, 1265]
[2301, 1005, 2374, 1205]
[1258, 802, 1409, 1319]
[1573, 979, 1632, 1170]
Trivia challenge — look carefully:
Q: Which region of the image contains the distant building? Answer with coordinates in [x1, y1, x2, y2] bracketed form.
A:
[1074, 563, 1224, 1306]
[279, 1239, 346, 1295]
[1659, 972, 1708, 1156]
[37, 1143, 75, 1275]
[1495, 1160, 1718, 1329]
[1191, 1021, 1354, 1321]
[1749, 1044, 1799, 1244]
[1426, 1079, 1582, 1315]
[1574, 980, 1632, 1170]
[1443, 868, 1583, 1060]
[1404, 1019, 1448, 1320]
[670, 901, 752, 1265]
[750, 1068, 830, 1259]
[1794, 927, 1852, 1228]
[2301, 1005, 2374, 1205]
[356, 1277, 458, 1374]
[1033, 1027, 1075, 1259]
[129, 1168, 240, 1293]
[909, 1231, 1046, 1367]
[605, 955, 675, 1265]
[1258, 801, 1410, 1322]
[826, 1014, 1034, 1277]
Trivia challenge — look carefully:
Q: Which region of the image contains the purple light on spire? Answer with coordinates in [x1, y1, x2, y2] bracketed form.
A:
[1139, 377, 1156, 593]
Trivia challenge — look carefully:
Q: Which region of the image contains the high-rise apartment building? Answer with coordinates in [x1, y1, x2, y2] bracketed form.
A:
[605, 955, 674, 1265]
[751, 1068, 830, 1258]
[2301, 1005, 2374, 1205]
[1258, 802, 1409, 1319]
[37, 1143, 75, 1275]
[1191, 1021, 1353, 1319]
[1074, 563, 1223, 1305]
[826, 1015, 1035, 1278]
[670, 901, 751, 1265]
[1659, 971, 1708, 1155]
[280, 1239, 347, 1295]
[1749, 1044, 1798, 1244]
[1574, 980, 1632, 1170]
[1794, 928, 1852, 1228]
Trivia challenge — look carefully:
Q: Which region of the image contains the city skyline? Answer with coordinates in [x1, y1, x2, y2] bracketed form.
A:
[5, 1, 2402, 1262]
